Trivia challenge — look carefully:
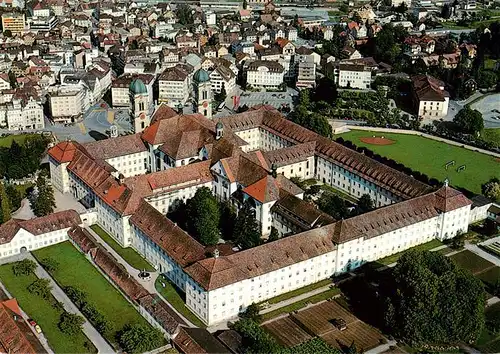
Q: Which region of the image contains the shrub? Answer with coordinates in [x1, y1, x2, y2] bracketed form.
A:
[12, 259, 37, 276]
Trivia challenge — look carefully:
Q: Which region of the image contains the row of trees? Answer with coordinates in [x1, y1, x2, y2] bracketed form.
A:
[11, 259, 88, 341]
[168, 187, 261, 249]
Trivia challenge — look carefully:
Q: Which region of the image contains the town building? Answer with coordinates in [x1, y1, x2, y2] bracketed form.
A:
[111, 74, 155, 108]
[246, 61, 284, 90]
[158, 64, 192, 107]
[412, 74, 449, 120]
[1, 13, 25, 33]
[0, 94, 44, 130]
[337, 63, 372, 89]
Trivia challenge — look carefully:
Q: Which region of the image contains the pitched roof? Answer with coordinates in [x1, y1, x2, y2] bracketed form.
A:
[185, 225, 337, 291]
[0, 299, 45, 354]
[173, 327, 230, 354]
[412, 74, 448, 102]
[84, 134, 148, 160]
[138, 294, 186, 334]
[48, 141, 81, 163]
[0, 210, 81, 245]
[129, 201, 206, 267]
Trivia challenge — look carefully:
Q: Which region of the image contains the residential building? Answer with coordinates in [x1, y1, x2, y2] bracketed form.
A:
[337, 63, 371, 89]
[209, 65, 236, 94]
[49, 85, 90, 122]
[296, 56, 316, 89]
[0, 94, 44, 130]
[412, 74, 449, 120]
[246, 60, 284, 89]
[112, 73, 155, 108]
[1, 13, 25, 34]
[158, 64, 191, 107]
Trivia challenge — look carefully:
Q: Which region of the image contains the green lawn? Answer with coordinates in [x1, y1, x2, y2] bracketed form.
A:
[0, 264, 95, 354]
[475, 302, 500, 353]
[339, 130, 500, 194]
[90, 224, 154, 271]
[377, 239, 444, 266]
[32, 242, 152, 346]
[449, 250, 496, 275]
[155, 276, 206, 328]
[320, 184, 359, 203]
[260, 287, 341, 323]
[482, 128, 500, 147]
[485, 58, 497, 70]
[260, 279, 334, 305]
[477, 267, 500, 288]
[0, 134, 38, 147]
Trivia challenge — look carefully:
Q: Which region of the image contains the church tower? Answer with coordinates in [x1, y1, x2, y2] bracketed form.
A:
[193, 69, 212, 119]
[129, 78, 151, 133]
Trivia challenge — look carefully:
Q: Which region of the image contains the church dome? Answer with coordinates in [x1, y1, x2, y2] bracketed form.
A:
[193, 69, 210, 83]
[129, 78, 147, 94]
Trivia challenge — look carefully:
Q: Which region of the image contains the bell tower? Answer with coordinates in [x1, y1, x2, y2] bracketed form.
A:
[129, 78, 151, 133]
[193, 69, 212, 119]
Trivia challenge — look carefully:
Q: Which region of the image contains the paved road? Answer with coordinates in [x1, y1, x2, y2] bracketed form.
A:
[365, 340, 398, 354]
[84, 226, 197, 328]
[465, 237, 500, 267]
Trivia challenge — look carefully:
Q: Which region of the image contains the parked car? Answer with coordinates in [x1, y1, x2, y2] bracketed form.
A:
[34, 325, 42, 334]
[28, 319, 37, 327]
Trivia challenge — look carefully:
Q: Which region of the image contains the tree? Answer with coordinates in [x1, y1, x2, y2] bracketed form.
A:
[482, 178, 500, 201]
[40, 257, 60, 272]
[8, 71, 17, 89]
[64, 286, 87, 308]
[243, 0, 248, 9]
[317, 193, 349, 219]
[12, 259, 37, 276]
[232, 318, 281, 353]
[268, 226, 279, 242]
[3, 29, 12, 37]
[28, 175, 56, 217]
[28, 278, 52, 300]
[233, 201, 261, 250]
[58, 312, 85, 335]
[477, 70, 498, 89]
[441, 3, 451, 19]
[395, 2, 408, 13]
[453, 106, 484, 135]
[186, 187, 220, 246]
[118, 324, 164, 354]
[357, 194, 374, 213]
[240, 303, 261, 322]
[313, 77, 338, 103]
[5, 184, 22, 212]
[384, 250, 485, 345]
[0, 182, 11, 224]
[176, 4, 194, 25]
[215, 83, 227, 105]
[219, 200, 237, 239]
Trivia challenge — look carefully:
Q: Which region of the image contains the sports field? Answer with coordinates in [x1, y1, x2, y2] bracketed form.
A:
[339, 130, 500, 194]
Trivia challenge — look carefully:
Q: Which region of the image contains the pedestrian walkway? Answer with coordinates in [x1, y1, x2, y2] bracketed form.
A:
[259, 284, 335, 316]
[465, 242, 500, 267]
[29, 254, 115, 354]
[365, 340, 398, 354]
[85, 227, 197, 328]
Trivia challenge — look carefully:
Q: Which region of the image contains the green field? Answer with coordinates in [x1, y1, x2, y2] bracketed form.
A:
[0, 134, 38, 147]
[482, 128, 500, 147]
[260, 279, 334, 305]
[449, 250, 496, 274]
[90, 225, 154, 271]
[0, 264, 95, 353]
[33, 242, 152, 346]
[155, 277, 206, 328]
[339, 130, 500, 194]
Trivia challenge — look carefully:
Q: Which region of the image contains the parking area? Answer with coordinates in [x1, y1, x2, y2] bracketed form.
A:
[264, 299, 385, 352]
[470, 93, 500, 129]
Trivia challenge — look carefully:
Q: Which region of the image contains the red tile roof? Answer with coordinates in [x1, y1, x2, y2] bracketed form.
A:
[0, 300, 40, 354]
[48, 141, 80, 163]
[0, 210, 81, 245]
[129, 201, 206, 268]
